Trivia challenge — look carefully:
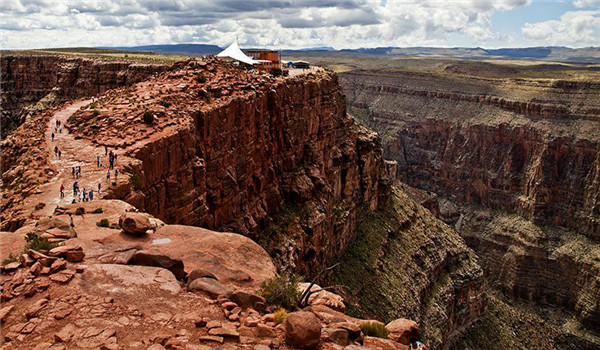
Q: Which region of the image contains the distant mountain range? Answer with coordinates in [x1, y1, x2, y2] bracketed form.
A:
[98, 44, 600, 62]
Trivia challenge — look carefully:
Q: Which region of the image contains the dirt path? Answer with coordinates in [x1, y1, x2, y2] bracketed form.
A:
[24, 99, 128, 218]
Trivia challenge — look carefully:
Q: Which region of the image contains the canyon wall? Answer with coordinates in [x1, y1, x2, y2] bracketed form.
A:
[0, 55, 169, 137]
[334, 186, 485, 349]
[340, 69, 600, 337]
[113, 67, 392, 276]
[1, 57, 489, 348]
[340, 70, 600, 240]
[114, 65, 486, 347]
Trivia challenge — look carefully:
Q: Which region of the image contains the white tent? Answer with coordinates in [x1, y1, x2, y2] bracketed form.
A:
[217, 40, 258, 65]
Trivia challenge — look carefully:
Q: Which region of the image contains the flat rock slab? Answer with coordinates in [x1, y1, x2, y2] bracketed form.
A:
[77, 264, 181, 301]
[0, 231, 26, 262]
[145, 225, 277, 290]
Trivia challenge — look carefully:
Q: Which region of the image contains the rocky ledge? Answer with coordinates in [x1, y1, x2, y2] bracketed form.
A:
[1, 199, 427, 350]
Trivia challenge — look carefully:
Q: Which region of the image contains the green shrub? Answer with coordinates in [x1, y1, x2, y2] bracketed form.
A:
[96, 219, 110, 227]
[360, 322, 389, 339]
[273, 308, 288, 325]
[2, 252, 19, 266]
[143, 111, 154, 124]
[131, 173, 143, 190]
[259, 274, 303, 311]
[91, 208, 103, 214]
[75, 207, 85, 215]
[269, 67, 282, 77]
[92, 109, 100, 116]
[196, 72, 207, 83]
[110, 223, 121, 230]
[24, 232, 57, 252]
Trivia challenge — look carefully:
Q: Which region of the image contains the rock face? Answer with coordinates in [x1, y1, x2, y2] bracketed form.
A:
[73, 60, 392, 275]
[458, 206, 600, 332]
[334, 187, 485, 349]
[339, 69, 600, 344]
[340, 70, 600, 240]
[0, 55, 169, 138]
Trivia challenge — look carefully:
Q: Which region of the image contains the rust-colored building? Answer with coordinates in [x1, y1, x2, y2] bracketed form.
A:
[245, 50, 281, 70]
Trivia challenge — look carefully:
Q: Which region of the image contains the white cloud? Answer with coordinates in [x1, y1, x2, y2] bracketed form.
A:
[0, 0, 542, 49]
[573, 0, 600, 8]
[522, 10, 600, 46]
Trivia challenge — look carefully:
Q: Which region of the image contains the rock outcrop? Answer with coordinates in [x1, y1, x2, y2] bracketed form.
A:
[0, 200, 430, 350]
[334, 187, 485, 349]
[0, 55, 169, 138]
[67, 59, 392, 275]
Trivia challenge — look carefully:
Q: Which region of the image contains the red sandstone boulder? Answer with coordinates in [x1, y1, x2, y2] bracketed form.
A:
[385, 318, 420, 345]
[0, 231, 25, 262]
[119, 213, 152, 235]
[229, 290, 266, 310]
[284, 311, 322, 348]
[188, 277, 233, 298]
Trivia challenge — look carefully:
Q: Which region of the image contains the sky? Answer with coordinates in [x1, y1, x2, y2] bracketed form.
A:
[0, 0, 599, 50]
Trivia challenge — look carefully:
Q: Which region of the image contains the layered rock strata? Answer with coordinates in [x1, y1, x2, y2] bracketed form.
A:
[334, 186, 485, 349]
[67, 59, 391, 275]
[340, 70, 600, 240]
[458, 206, 600, 332]
[339, 68, 600, 343]
[0, 55, 169, 138]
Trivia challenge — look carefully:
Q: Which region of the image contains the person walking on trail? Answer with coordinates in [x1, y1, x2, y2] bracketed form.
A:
[73, 182, 77, 196]
[114, 153, 118, 165]
[58, 149, 61, 159]
[69, 214, 74, 228]
[59, 125, 62, 133]
[54, 145, 58, 156]
[82, 188, 87, 202]
[105, 145, 108, 155]
[114, 169, 118, 179]
[107, 170, 110, 181]
[72, 167, 75, 178]
[51, 132, 55, 141]
[89, 189, 93, 201]
[98, 183, 101, 195]
[97, 156, 100, 167]
[60, 184, 65, 198]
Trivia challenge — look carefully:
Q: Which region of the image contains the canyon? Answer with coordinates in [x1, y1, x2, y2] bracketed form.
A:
[338, 63, 600, 346]
[1, 54, 170, 138]
[1, 54, 488, 349]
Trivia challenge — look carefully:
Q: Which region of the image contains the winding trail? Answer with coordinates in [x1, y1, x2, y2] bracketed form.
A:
[24, 99, 126, 218]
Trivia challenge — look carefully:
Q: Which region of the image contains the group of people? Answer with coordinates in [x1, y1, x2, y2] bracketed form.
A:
[51, 121, 63, 141]
[71, 181, 95, 202]
[52, 113, 123, 204]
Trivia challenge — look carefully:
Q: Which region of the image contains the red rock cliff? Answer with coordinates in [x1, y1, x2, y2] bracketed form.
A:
[340, 70, 600, 240]
[0, 55, 169, 137]
[68, 60, 391, 275]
